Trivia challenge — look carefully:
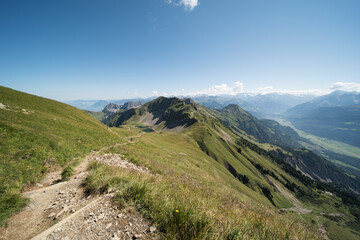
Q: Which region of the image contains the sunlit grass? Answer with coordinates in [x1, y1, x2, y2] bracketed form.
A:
[0, 86, 121, 225]
[85, 129, 320, 239]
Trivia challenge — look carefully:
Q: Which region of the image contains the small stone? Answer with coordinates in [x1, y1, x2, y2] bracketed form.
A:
[133, 234, 141, 239]
[98, 213, 105, 220]
[56, 210, 65, 218]
[63, 205, 70, 212]
[110, 233, 119, 240]
[48, 213, 56, 218]
[106, 223, 112, 229]
[89, 212, 94, 217]
[149, 226, 157, 233]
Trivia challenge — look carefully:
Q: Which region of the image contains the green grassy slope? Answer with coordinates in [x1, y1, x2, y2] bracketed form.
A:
[86, 110, 105, 122]
[86, 127, 320, 239]
[209, 104, 301, 148]
[105, 96, 360, 239]
[0, 86, 121, 225]
[1, 89, 359, 239]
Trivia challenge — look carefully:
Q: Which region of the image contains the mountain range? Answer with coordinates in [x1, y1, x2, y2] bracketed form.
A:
[285, 91, 360, 147]
[82, 90, 360, 178]
[65, 92, 316, 118]
[66, 98, 153, 112]
[2, 86, 360, 239]
[106, 96, 360, 192]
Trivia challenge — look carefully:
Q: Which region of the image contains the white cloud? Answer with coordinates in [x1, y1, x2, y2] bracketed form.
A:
[151, 81, 360, 99]
[166, 0, 199, 11]
[181, 0, 199, 10]
[189, 82, 244, 96]
[253, 86, 326, 96]
[330, 82, 360, 92]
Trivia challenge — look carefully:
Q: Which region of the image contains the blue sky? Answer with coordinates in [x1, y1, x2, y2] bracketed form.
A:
[0, 0, 359, 100]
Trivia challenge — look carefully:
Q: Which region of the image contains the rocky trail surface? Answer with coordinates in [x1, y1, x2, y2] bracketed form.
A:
[0, 136, 158, 240]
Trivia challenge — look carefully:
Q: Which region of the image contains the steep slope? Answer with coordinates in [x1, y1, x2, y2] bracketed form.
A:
[107, 97, 199, 131]
[120, 101, 141, 110]
[205, 104, 360, 192]
[103, 101, 142, 113]
[0, 89, 322, 239]
[0, 86, 121, 225]
[106, 97, 360, 239]
[88, 101, 143, 123]
[209, 104, 302, 148]
[2, 90, 360, 239]
[107, 98, 360, 192]
[103, 103, 122, 113]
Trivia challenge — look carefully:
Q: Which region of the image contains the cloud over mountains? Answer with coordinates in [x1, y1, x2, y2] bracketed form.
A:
[166, 0, 199, 11]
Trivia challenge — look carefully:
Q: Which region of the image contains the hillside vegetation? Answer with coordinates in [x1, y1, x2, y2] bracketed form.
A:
[1, 89, 360, 239]
[0, 86, 121, 225]
[106, 97, 360, 239]
[86, 128, 319, 239]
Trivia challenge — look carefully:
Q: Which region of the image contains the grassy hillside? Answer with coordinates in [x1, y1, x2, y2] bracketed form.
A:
[2, 90, 359, 239]
[96, 123, 360, 239]
[86, 127, 320, 239]
[0, 86, 121, 225]
[86, 110, 105, 122]
[209, 104, 301, 148]
[105, 97, 360, 239]
[200, 104, 360, 193]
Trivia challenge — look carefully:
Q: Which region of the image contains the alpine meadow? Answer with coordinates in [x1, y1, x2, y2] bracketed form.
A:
[1, 0, 360, 239]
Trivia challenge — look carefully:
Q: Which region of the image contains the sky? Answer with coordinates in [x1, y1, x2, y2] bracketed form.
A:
[0, 0, 359, 100]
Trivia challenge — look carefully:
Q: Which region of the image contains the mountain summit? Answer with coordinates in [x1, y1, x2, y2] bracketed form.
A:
[107, 97, 200, 131]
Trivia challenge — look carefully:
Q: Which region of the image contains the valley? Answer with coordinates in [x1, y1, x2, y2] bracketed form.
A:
[2, 1, 359, 239]
[1, 86, 360, 239]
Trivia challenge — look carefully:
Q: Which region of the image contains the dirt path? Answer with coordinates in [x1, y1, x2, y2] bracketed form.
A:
[267, 176, 335, 240]
[0, 134, 158, 240]
[267, 176, 312, 214]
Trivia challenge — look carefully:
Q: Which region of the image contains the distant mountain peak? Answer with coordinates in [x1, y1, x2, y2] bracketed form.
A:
[103, 101, 142, 113]
[103, 103, 121, 113]
[120, 101, 141, 110]
[106, 96, 199, 131]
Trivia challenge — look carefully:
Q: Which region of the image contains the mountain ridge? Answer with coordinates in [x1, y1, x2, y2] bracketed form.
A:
[106, 96, 360, 193]
[2, 87, 360, 239]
